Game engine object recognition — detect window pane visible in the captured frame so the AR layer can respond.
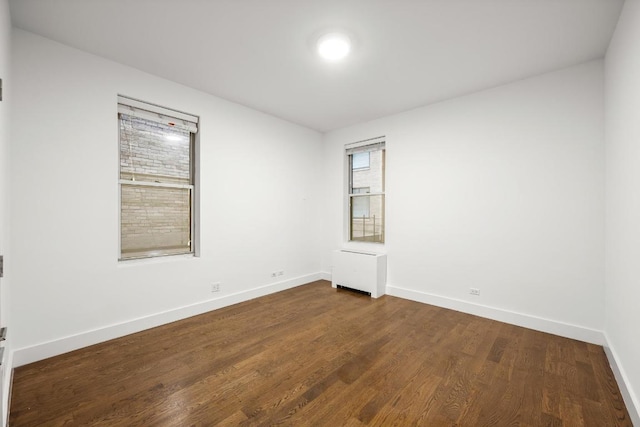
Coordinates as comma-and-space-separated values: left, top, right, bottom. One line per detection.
121, 185, 192, 259
350, 149, 383, 193
120, 114, 191, 184
352, 194, 370, 218
352, 152, 370, 169
350, 194, 384, 243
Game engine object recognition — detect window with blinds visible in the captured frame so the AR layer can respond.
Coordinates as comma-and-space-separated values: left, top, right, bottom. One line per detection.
118, 96, 198, 260
347, 138, 385, 243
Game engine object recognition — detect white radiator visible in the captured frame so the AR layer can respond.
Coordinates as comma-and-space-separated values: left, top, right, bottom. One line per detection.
331, 250, 387, 298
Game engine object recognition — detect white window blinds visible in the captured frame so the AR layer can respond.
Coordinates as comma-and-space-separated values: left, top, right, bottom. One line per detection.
345, 137, 385, 155
117, 95, 198, 133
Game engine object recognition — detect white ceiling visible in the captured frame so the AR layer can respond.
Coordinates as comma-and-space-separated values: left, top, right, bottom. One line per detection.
9, 0, 624, 132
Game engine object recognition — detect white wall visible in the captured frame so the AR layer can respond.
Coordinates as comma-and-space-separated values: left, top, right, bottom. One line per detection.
604, 0, 640, 423
322, 61, 606, 343
9, 29, 323, 364
0, 0, 11, 422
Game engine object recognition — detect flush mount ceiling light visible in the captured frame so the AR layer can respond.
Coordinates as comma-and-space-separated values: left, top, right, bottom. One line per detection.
317, 32, 351, 62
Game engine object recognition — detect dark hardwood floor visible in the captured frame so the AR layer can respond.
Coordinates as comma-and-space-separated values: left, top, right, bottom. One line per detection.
9, 280, 632, 426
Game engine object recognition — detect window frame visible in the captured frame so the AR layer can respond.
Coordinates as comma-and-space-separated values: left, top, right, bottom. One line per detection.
117, 96, 199, 261
346, 137, 386, 244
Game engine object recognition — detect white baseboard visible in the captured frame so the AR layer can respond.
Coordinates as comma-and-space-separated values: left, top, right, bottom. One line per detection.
386, 284, 605, 345
603, 336, 640, 426
12, 273, 323, 367
319, 271, 331, 281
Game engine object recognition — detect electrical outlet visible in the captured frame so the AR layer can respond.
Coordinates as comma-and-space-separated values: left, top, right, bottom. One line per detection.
211, 283, 221, 293
469, 288, 480, 296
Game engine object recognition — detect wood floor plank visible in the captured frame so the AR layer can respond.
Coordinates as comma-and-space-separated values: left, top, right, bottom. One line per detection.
543, 372, 564, 419
9, 280, 633, 426
562, 394, 587, 427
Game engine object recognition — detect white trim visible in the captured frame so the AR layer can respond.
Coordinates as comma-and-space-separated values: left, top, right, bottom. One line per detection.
192, 131, 201, 257
320, 271, 332, 281
12, 273, 324, 367
603, 335, 640, 426
117, 110, 122, 259
386, 284, 605, 344
1, 348, 13, 427
4, 368, 12, 427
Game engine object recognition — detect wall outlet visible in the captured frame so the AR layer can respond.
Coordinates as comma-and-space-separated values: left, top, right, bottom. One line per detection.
211, 282, 221, 293
469, 288, 480, 296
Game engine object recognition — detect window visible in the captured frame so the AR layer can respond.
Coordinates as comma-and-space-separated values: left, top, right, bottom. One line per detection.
347, 139, 385, 243
118, 96, 198, 260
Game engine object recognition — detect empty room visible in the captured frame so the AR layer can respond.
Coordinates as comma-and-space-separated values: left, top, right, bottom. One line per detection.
0, 0, 639, 425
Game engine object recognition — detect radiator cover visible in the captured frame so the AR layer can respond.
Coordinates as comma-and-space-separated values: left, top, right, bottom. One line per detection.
331, 250, 387, 298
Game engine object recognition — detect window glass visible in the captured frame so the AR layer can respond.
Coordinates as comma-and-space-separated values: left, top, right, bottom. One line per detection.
352, 152, 370, 169
120, 185, 192, 258
350, 195, 384, 242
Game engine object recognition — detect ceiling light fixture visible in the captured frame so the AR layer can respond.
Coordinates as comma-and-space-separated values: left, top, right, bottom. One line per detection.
317, 32, 351, 62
